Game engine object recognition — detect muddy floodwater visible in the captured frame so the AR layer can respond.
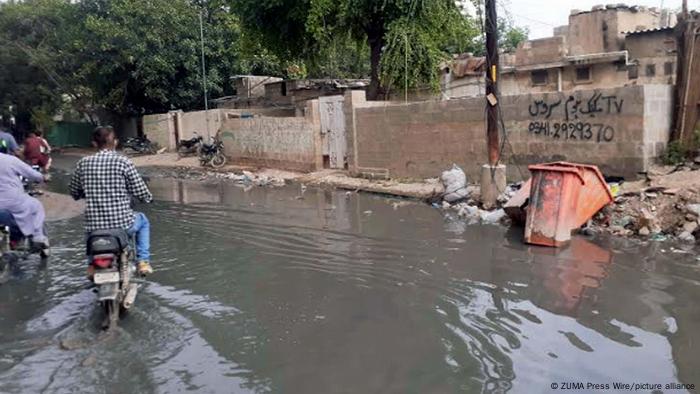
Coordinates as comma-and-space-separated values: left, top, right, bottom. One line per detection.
1, 160, 699, 393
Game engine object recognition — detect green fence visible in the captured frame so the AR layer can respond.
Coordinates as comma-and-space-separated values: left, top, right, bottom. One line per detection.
46, 122, 94, 148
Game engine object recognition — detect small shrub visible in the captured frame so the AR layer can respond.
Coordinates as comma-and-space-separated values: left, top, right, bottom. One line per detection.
662, 127, 700, 164
662, 141, 688, 165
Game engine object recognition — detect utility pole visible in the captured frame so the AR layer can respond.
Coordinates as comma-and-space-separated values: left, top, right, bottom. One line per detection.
480, 0, 506, 208
485, 0, 499, 166
199, 11, 210, 138
673, 0, 691, 142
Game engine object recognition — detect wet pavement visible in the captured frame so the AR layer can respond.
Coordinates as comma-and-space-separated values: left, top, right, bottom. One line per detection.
0, 159, 699, 393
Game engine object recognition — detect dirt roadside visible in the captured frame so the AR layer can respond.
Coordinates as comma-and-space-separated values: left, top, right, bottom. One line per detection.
86, 150, 446, 200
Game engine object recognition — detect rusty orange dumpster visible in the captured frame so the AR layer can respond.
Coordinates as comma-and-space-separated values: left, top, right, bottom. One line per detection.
506, 162, 614, 233
524, 164, 585, 247
546, 162, 614, 228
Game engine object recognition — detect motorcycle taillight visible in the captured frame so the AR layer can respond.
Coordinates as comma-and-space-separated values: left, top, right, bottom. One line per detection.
92, 254, 115, 269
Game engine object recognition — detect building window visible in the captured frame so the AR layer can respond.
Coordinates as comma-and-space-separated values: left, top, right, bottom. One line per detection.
664, 62, 674, 76
575, 67, 591, 83
531, 70, 548, 86
281, 82, 287, 97
628, 65, 639, 80
646, 64, 656, 77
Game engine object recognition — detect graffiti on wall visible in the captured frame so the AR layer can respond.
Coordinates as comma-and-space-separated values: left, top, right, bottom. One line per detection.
527, 92, 623, 142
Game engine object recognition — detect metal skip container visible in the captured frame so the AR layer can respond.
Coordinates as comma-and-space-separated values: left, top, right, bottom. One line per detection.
524, 164, 585, 247
504, 161, 614, 246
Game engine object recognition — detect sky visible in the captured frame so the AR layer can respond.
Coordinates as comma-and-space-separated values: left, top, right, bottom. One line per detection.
467, 0, 700, 39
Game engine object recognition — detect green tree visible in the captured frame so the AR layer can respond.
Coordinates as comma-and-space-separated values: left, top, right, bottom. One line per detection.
0, 0, 248, 125
74, 0, 241, 116
0, 0, 76, 130
501, 24, 529, 52
234, 0, 477, 99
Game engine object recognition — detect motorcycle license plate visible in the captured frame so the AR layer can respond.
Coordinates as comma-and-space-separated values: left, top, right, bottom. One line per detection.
94, 271, 119, 285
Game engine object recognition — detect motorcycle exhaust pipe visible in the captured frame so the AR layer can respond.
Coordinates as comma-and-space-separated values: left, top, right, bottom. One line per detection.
122, 283, 139, 310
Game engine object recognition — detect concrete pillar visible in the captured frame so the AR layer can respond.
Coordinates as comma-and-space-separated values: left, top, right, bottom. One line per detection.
557, 68, 563, 92
480, 164, 507, 209
166, 110, 183, 150
306, 99, 324, 171
344, 90, 366, 175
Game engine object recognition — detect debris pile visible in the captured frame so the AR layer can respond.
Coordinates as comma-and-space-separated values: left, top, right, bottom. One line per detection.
142, 167, 287, 188
214, 170, 286, 187
434, 162, 700, 245
436, 201, 508, 225
591, 187, 700, 243
434, 164, 515, 225
440, 164, 470, 203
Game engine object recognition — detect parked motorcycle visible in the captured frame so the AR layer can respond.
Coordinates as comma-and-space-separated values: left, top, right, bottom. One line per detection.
87, 229, 140, 330
177, 133, 203, 157
122, 136, 157, 155
199, 136, 227, 168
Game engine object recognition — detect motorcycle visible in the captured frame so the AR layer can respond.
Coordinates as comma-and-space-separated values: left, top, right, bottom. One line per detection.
177, 133, 203, 157
198, 136, 227, 168
122, 136, 157, 155
21, 165, 43, 196
87, 229, 140, 330
0, 211, 50, 283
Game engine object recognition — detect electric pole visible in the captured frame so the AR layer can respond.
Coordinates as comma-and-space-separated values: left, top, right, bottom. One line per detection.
485, 0, 499, 166
479, 0, 506, 208
199, 11, 210, 138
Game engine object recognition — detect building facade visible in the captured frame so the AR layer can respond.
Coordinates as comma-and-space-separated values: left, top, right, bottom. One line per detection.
441, 4, 678, 99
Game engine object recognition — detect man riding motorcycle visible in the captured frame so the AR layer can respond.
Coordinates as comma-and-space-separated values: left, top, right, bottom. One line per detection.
0, 153, 49, 251
23, 130, 52, 174
69, 126, 154, 276
0, 128, 19, 156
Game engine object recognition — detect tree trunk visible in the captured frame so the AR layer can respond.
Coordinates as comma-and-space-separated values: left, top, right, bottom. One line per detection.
367, 31, 384, 101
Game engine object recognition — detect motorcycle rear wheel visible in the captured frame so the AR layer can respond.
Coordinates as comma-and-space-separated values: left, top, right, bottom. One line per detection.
210, 153, 227, 168
103, 299, 119, 330
177, 147, 190, 158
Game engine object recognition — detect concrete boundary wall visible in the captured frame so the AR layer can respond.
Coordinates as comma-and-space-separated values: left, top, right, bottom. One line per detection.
143, 112, 177, 150
219, 100, 323, 172
143, 108, 295, 151
345, 85, 673, 180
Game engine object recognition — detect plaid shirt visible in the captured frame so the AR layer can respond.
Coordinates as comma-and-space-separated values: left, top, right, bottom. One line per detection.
70, 150, 152, 231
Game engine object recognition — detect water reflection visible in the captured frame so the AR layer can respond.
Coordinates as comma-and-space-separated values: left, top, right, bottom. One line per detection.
0, 172, 697, 393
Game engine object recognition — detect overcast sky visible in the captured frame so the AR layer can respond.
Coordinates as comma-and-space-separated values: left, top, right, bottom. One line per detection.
472, 0, 700, 39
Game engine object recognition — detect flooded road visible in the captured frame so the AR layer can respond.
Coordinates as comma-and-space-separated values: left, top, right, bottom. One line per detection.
1, 161, 699, 393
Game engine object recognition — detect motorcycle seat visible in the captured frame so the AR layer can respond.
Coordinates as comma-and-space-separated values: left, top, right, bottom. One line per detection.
0, 209, 23, 242
87, 229, 130, 255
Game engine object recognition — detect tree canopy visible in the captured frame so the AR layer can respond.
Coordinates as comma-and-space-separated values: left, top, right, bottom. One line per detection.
0, 0, 528, 131
235, 0, 479, 99
0, 0, 245, 129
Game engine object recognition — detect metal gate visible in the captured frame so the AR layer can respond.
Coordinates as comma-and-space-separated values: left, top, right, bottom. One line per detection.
319, 95, 347, 169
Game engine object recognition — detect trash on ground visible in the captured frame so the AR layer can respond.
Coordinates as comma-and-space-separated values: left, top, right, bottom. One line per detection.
504, 180, 531, 225
480, 209, 506, 224
440, 164, 470, 203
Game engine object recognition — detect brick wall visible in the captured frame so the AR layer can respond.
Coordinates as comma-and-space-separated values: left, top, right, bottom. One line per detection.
143, 112, 177, 150
219, 100, 323, 172
347, 85, 673, 180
